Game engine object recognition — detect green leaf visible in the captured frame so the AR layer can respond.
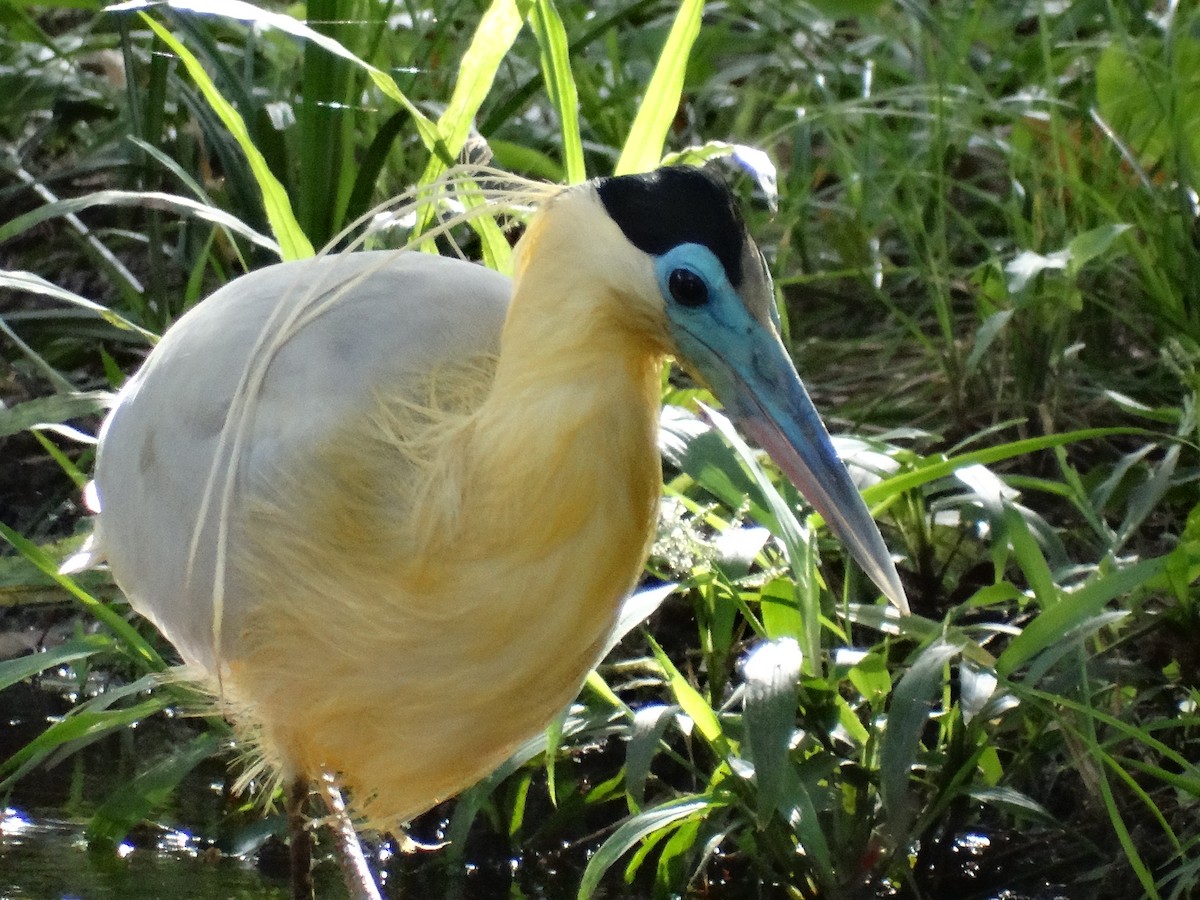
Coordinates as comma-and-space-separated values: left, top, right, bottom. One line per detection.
615, 0, 703, 174
0, 392, 109, 439
0, 271, 157, 342
660, 408, 767, 520
1, 694, 169, 789
784, 764, 836, 884
625, 704, 676, 807
114, 0, 446, 154
741, 638, 802, 828
433, 0, 524, 165
604, 582, 677, 658
807, 0, 887, 15
577, 795, 717, 900
0, 524, 164, 672
529, 0, 585, 184
1115, 443, 1179, 549
879, 639, 959, 842
964, 309, 1013, 376
0, 190, 280, 257
137, 14, 313, 259
647, 634, 726, 751
1002, 505, 1058, 609
996, 555, 1165, 678
0, 636, 112, 693
959, 660, 998, 727
860, 428, 1144, 510
87, 732, 221, 849
1096, 35, 1200, 177
704, 407, 820, 671
759, 576, 803, 642
968, 786, 1057, 825
847, 650, 891, 706
1066, 223, 1132, 276
408, 0, 523, 270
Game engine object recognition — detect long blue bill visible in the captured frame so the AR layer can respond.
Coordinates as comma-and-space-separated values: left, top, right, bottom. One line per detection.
670, 294, 909, 614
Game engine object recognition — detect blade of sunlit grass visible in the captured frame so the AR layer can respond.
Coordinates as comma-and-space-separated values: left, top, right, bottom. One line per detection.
705, 405, 822, 672
528, 0, 585, 184
858, 427, 1148, 514
646, 634, 727, 752
0, 635, 112, 693
0, 695, 168, 790
414, 0, 523, 270
741, 638, 802, 828
1002, 504, 1058, 609
139, 15, 312, 259
577, 795, 717, 900
615, 0, 703, 175
113, 0, 448, 157
0, 191, 279, 261
1, 271, 157, 342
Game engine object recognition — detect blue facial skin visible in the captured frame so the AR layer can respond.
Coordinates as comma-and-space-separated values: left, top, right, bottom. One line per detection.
654, 243, 908, 612
653, 242, 825, 441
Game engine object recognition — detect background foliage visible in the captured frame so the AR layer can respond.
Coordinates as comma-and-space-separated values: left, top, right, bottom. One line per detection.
4, 1, 1200, 898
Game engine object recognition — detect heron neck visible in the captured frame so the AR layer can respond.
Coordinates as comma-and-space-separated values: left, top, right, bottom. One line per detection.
469, 265, 664, 539
401, 242, 660, 587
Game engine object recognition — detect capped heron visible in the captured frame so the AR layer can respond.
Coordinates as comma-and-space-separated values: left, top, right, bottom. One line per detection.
81, 166, 907, 892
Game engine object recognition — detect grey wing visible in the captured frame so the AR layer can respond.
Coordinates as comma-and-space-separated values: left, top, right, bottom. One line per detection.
91, 250, 511, 670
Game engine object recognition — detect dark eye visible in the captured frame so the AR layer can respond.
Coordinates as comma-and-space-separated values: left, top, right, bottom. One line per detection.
668, 268, 708, 307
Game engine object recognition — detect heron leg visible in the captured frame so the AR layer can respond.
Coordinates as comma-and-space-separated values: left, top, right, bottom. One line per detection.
287, 777, 314, 900
318, 772, 384, 900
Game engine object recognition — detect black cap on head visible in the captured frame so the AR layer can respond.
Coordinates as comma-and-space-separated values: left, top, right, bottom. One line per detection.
595, 167, 748, 288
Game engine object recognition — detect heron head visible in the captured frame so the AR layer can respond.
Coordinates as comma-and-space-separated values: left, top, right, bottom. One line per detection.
593, 166, 908, 613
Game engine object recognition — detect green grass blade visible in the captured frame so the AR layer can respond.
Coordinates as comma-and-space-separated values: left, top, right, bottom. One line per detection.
86, 731, 222, 849
647, 634, 726, 752
295, 0, 358, 246
1002, 504, 1058, 609
879, 638, 959, 843
0, 696, 168, 789
115, 0, 447, 156
0, 635, 111, 693
31, 430, 88, 490
577, 794, 716, 900
660, 408, 772, 525
741, 638, 802, 828
614, 0, 703, 175
784, 765, 836, 886
528, 0, 585, 184
704, 406, 821, 671
1094, 761, 1164, 898
860, 428, 1147, 508
429, 0, 524, 158
996, 555, 1166, 678
1021, 685, 1200, 778
344, 111, 411, 228
138, 14, 312, 259
0, 190, 280, 259
0, 271, 157, 342
0, 313, 75, 394
625, 704, 676, 808
414, 0, 524, 269
0, 524, 165, 672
